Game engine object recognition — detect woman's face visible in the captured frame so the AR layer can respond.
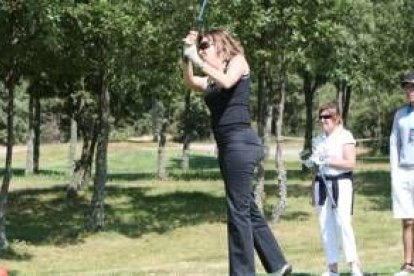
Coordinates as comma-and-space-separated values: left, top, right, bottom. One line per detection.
319, 108, 339, 135
198, 36, 223, 70
403, 83, 414, 105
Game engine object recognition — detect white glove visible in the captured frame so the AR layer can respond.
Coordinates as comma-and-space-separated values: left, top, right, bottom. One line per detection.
302, 158, 315, 169
183, 44, 204, 69
310, 153, 326, 167
302, 153, 326, 169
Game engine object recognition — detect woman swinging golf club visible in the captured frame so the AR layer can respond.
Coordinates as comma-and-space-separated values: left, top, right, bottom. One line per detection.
181, 29, 291, 276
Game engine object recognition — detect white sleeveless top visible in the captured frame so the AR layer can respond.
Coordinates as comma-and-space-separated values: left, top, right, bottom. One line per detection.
312, 125, 356, 176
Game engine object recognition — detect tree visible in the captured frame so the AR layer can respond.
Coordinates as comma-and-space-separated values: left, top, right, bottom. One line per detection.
0, 0, 49, 248
74, 1, 136, 230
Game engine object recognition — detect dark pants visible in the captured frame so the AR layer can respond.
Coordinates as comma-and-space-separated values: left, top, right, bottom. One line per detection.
216, 128, 288, 276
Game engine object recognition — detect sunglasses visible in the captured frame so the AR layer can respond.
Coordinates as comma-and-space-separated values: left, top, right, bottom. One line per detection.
402, 83, 414, 91
319, 114, 333, 120
199, 41, 214, 50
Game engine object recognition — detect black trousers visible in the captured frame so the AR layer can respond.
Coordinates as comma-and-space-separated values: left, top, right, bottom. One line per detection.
216, 127, 288, 276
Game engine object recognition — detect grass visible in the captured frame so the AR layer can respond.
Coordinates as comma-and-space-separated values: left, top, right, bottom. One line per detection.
0, 141, 401, 275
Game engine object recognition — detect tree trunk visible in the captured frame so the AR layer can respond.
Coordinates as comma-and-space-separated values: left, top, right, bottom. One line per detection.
68, 117, 77, 178
257, 67, 266, 139
271, 72, 287, 222
0, 68, 17, 249
88, 70, 109, 231
151, 97, 160, 142
69, 124, 98, 198
302, 72, 325, 172
255, 66, 269, 212
181, 91, 191, 171
335, 79, 352, 127
157, 119, 168, 180
343, 85, 351, 126
181, 137, 190, 171
25, 93, 34, 175
66, 76, 95, 198
373, 91, 384, 153
336, 82, 342, 114
84, 125, 98, 187
303, 73, 315, 172
33, 92, 41, 173
66, 116, 82, 200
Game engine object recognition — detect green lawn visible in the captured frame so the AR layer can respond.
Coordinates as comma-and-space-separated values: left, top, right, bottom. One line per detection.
0, 142, 401, 275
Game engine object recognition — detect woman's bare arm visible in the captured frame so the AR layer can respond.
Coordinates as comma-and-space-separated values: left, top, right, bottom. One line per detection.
182, 61, 208, 93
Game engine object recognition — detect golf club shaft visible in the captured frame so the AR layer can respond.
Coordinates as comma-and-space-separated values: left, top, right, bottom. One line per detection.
196, 0, 209, 31
318, 165, 337, 209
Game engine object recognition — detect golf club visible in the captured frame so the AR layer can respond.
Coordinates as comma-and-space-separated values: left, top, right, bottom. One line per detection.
196, 0, 209, 32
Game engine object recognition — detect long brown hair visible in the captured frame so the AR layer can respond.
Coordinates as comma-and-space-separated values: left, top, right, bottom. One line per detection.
200, 29, 244, 61
318, 102, 343, 125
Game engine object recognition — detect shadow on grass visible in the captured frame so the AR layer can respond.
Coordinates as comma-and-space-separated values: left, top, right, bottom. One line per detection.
0, 168, 25, 177
107, 170, 223, 182
261, 169, 391, 217
103, 185, 227, 238
279, 211, 311, 221
107, 172, 155, 181
167, 170, 223, 181
7, 185, 90, 246
0, 246, 31, 261
3, 184, 227, 258
105, 155, 221, 182
169, 154, 219, 171
356, 154, 389, 164
0, 162, 392, 261
354, 170, 391, 211
265, 169, 311, 183
0, 169, 66, 177
167, 154, 223, 181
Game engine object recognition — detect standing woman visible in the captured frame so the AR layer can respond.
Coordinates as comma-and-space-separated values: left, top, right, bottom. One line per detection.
310, 102, 363, 276
182, 29, 291, 276
390, 71, 414, 276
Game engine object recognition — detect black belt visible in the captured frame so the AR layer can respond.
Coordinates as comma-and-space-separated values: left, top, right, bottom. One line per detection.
315, 171, 353, 209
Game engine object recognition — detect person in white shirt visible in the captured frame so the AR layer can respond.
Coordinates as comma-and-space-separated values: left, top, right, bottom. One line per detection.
306, 102, 363, 276
390, 71, 414, 276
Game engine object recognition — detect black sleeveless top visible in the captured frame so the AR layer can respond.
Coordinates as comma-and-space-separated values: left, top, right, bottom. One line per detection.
204, 75, 251, 139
